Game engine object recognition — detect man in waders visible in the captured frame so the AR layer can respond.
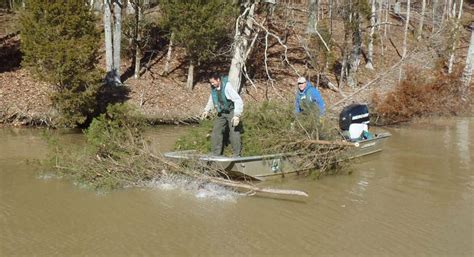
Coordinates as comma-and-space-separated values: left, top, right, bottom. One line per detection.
295, 76, 325, 118
201, 74, 244, 157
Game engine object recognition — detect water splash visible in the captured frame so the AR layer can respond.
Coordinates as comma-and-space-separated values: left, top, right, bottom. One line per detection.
146, 175, 238, 202
36, 172, 62, 180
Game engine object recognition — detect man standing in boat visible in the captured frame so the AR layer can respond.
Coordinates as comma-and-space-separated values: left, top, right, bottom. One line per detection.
295, 76, 325, 119
201, 73, 244, 157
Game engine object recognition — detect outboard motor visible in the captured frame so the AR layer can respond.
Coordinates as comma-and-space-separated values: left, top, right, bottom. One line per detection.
339, 103, 370, 131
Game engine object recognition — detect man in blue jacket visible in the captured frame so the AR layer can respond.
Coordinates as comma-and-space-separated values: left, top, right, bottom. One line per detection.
295, 76, 325, 118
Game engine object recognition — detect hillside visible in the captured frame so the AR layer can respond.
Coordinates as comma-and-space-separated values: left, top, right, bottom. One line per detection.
0, 2, 473, 127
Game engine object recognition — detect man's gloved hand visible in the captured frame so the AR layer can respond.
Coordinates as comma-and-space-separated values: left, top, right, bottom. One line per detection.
200, 111, 209, 120
231, 116, 240, 127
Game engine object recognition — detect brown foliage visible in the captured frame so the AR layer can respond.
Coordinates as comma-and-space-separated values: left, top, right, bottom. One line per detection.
372, 66, 467, 125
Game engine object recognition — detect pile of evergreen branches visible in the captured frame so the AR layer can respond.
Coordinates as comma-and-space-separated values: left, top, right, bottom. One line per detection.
46, 103, 310, 197
46, 101, 348, 192
175, 100, 348, 176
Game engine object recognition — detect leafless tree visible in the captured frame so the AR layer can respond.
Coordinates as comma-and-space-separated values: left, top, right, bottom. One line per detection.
163, 32, 174, 75
347, 1, 363, 88
417, 0, 426, 39
307, 0, 319, 34
399, 0, 410, 82
366, 0, 376, 70
447, 0, 463, 74
461, 24, 474, 103
228, 0, 257, 91
128, 0, 144, 79
104, 0, 123, 85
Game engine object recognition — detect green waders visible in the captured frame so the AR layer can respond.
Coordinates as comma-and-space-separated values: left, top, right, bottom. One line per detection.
211, 110, 242, 156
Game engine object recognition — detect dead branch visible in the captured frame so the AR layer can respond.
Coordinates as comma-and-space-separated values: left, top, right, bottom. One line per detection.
242, 18, 264, 91
250, 17, 299, 75
329, 58, 404, 109
314, 30, 330, 52
204, 176, 309, 197
389, 37, 402, 58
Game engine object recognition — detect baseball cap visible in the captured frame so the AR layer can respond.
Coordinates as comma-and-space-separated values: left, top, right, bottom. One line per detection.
297, 77, 306, 84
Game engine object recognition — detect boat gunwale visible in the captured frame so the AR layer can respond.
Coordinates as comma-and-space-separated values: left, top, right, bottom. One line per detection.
164, 132, 392, 163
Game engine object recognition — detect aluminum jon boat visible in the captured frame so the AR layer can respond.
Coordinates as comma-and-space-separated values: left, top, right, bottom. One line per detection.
164, 132, 391, 181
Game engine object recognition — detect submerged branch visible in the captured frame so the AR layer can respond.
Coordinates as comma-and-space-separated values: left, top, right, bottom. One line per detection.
203, 176, 309, 197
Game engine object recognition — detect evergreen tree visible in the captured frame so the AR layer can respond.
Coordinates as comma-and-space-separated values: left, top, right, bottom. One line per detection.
160, 0, 236, 89
20, 0, 101, 127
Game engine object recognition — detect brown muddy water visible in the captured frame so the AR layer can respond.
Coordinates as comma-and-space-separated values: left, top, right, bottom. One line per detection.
0, 118, 473, 257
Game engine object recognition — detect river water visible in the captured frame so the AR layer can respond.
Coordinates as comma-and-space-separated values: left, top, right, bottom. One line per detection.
0, 118, 473, 257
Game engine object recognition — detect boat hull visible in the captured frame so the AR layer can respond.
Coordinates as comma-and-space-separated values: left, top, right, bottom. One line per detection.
164, 132, 391, 180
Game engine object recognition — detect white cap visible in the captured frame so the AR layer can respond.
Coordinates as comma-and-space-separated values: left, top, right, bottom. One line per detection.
297, 77, 306, 84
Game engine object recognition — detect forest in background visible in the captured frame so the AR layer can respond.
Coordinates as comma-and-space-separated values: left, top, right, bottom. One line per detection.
0, 0, 473, 128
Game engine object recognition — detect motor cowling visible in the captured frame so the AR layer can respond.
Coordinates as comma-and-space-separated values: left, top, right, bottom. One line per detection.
339, 104, 370, 131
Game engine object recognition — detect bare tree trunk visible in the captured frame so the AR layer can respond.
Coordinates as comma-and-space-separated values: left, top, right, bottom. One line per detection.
447, 0, 462, 73
377, 0, 383, 31
447, 0, 463, 74
446, 0, 452, 18
319, 0, 323, 21
461, 25, 474, 103
228, 1, 256, 92
432, 0, 438, 33
104, 0, 114, 82
348, 12, 362, 88
133, 3, 142, 79
384, 0, 389, 38
339, 52, 348, 88
451, 1, 456, 18
307, 0, 319, 34
380, 0, 387, 57
441, 0, 448, 25
366, 0, 376, 69
112, 0, 122, 84
104, 0, 123, 85
186, 60, 194, 90
394, 0, 400, 14
329, 0, 333, 35
339, 21, 349, 88
417, 0, 426, 39
126, 0, 134, 14
380, 26, 385, 58
339, 0, 352, 88
163, 32, 174, 75
399, 0, 410, 82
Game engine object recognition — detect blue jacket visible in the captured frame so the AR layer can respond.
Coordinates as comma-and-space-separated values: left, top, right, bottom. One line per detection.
295, 81, 325, 116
